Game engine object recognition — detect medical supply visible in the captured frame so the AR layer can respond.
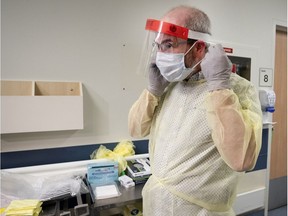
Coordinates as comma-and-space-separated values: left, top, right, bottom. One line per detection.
1, 171, 89, 203
147, 63, 170, 96
87, 162, 118, 185
129, 66, 262, 214
259, 89, 276, 124
201, 44, 231, 91
126, 158, 151, 184
40, 175, 89, 200
137, 18, 210, 77
259, 89, 276, 113
156, 41, 202, 82
126, 158, 151, 178
90, 140, 135, 174
113, 140, 135, 156
118, 175, 135, 189
91, 182, 121, 200
5, 199, 42, 216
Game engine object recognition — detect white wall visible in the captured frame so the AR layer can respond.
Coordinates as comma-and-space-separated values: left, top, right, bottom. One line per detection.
1, 0, 287, 152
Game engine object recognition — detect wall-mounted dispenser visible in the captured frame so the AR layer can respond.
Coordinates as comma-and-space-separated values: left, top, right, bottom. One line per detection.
259, 89, 276, 123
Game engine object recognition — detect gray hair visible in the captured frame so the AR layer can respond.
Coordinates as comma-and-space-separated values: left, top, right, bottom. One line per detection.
165, 5, 211, 35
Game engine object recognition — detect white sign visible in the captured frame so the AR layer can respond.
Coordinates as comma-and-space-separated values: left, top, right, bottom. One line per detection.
259, 68, 273, 87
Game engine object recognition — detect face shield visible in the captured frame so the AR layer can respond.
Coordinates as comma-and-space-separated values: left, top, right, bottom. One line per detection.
137, 19, 210, 76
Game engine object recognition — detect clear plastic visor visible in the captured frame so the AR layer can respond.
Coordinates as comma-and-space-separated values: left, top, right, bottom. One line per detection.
137, 19, 190, 76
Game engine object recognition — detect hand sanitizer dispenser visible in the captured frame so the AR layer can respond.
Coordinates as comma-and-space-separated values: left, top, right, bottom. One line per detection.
259, 89, 276, 123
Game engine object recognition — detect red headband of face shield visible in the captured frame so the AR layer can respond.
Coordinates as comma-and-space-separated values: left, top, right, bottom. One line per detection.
136, 19, 210, 76
145, 19, 189, 40
145, 19, 210, 41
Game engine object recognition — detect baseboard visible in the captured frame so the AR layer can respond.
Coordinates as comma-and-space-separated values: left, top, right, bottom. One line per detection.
233, 187, 265, 215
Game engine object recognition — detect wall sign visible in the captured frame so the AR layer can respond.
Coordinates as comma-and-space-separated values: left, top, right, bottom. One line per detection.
259, 68, 273, 87
223, 47, 233, 54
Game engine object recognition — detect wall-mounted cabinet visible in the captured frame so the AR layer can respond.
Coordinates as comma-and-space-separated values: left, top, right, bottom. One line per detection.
1, 80, 83, 134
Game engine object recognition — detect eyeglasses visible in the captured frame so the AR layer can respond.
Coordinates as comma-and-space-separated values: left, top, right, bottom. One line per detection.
152, 39, 187, 52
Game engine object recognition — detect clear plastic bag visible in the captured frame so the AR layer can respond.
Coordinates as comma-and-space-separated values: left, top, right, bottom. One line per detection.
39, 174, 89, 200
1, 172, 43, 202
1, 171, 89, 206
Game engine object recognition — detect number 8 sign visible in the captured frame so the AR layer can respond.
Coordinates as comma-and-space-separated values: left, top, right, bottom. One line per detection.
259, 68, 273, 87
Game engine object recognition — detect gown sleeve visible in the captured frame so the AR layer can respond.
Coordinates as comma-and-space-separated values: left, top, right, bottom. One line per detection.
205, 83, 263, 172
128, 89, 160, 138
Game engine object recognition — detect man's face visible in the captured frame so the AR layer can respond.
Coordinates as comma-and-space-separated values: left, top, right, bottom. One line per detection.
154, 32, 200, 70
154, 33, 188, 54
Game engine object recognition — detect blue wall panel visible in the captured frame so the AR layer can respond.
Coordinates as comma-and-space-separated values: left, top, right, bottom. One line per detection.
1, 129, 268, 170
1, 140, 149, 169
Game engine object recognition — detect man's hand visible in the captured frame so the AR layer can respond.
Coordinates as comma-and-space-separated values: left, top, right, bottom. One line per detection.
201, 44, 232, 91
147, 63, 170, 96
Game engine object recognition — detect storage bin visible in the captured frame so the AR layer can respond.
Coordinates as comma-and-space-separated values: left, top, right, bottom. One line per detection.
1, 80, 83, 134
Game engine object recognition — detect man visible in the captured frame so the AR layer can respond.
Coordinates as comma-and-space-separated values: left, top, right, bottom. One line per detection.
128, 5, 262, 216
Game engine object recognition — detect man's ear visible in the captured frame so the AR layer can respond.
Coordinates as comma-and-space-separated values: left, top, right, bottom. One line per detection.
193, 41, 206, 59
196, 41, 206, 51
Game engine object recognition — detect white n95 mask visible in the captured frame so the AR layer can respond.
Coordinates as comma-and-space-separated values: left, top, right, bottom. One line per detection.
156, 42, 201, 82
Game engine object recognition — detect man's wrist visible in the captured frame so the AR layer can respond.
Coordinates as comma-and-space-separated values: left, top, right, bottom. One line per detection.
207, 79, 230, 91
147, 86, 163, 97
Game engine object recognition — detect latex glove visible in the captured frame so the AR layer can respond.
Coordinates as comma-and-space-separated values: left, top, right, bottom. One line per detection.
200, 44, 232, 91
147, 63, 169, 96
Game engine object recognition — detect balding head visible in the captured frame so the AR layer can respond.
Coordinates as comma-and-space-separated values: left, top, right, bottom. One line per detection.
162, 5, 211, 35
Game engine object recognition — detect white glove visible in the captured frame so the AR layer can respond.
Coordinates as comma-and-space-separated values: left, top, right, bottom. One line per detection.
200, 44, 232, 91
147, 63, 169, 96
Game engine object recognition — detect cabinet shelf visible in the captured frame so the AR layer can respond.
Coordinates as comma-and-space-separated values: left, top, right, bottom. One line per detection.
1, 80, 83, 134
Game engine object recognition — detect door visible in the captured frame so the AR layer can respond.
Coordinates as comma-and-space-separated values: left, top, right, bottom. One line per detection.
269, 27, 287, 210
